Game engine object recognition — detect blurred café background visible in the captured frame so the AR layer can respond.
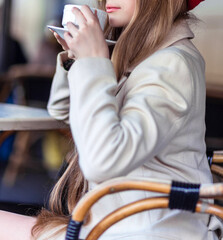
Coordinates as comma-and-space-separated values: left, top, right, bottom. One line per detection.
0, 0, 223, 215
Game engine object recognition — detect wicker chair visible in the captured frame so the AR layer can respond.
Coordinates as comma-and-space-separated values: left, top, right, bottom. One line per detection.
65, 177, 223, 240
209, 151, 223, 178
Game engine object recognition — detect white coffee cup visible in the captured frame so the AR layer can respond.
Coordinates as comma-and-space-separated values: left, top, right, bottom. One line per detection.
62, 4, 107, 30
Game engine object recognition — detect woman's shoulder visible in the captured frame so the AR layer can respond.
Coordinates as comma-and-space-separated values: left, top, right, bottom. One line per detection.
124, 39, 205, 107
139, 41, 203, 70
130, 39, 205, 84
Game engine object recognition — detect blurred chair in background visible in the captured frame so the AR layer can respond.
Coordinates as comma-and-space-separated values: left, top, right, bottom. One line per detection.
0, 0, 68, 215
0, 1, 28, 164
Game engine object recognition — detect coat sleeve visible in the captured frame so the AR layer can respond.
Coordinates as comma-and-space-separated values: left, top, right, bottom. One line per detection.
47, 52, 71, 124
68, 49, 194, 183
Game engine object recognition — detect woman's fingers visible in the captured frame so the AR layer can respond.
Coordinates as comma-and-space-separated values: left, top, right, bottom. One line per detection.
72, 6, 99, 29
72, 7, 87, 29
53, 32, 75, 59
53, 32, 69, 50
80, 5, 98, 23
64, 23, 79, 44
66, 22, 79, 36
68, 50, 75, 59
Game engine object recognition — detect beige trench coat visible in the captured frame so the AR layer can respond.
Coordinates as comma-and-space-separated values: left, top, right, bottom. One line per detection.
41, 20, 223, 240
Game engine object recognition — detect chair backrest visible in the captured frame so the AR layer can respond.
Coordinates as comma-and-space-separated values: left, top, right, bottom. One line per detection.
65, 177, 223, 240
208, 150, 223, 178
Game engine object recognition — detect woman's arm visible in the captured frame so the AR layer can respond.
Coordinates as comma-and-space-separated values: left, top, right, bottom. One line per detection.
0, 210, 36, 240
49, 5, 108, 125
47, 51, 72, 124
67, 49, 196, 183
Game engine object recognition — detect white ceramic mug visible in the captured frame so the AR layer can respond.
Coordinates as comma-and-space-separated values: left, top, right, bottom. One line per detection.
62, 4, 107, 30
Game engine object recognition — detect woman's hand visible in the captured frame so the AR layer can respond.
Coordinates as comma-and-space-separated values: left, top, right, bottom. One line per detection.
53, 32, 75, 59
64, 6, 109, 60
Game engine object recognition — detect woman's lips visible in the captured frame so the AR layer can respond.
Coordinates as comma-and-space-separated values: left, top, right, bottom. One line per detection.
106, 6, 120, 13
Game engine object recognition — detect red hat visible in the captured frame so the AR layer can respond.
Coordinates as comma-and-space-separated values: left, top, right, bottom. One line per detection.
188, 0, 205, 10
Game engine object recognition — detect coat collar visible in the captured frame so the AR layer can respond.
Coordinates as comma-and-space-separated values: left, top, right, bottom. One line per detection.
158, 20, 194, 50
116, 20, 195, 92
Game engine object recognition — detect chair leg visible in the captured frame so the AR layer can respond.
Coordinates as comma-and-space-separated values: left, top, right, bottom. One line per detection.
2, 131, 30, 186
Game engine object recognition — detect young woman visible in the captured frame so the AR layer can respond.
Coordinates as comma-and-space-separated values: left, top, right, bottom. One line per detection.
0, 0, 222, 239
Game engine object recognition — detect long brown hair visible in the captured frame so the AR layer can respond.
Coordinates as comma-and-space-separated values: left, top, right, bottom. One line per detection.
32, 145, 88, 238
32, 0, 189, 238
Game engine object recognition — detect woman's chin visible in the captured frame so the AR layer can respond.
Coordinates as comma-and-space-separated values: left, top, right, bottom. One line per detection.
108, 19, 125, 28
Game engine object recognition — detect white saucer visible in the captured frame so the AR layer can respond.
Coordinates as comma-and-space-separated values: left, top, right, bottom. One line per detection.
47, 25, 116, 46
